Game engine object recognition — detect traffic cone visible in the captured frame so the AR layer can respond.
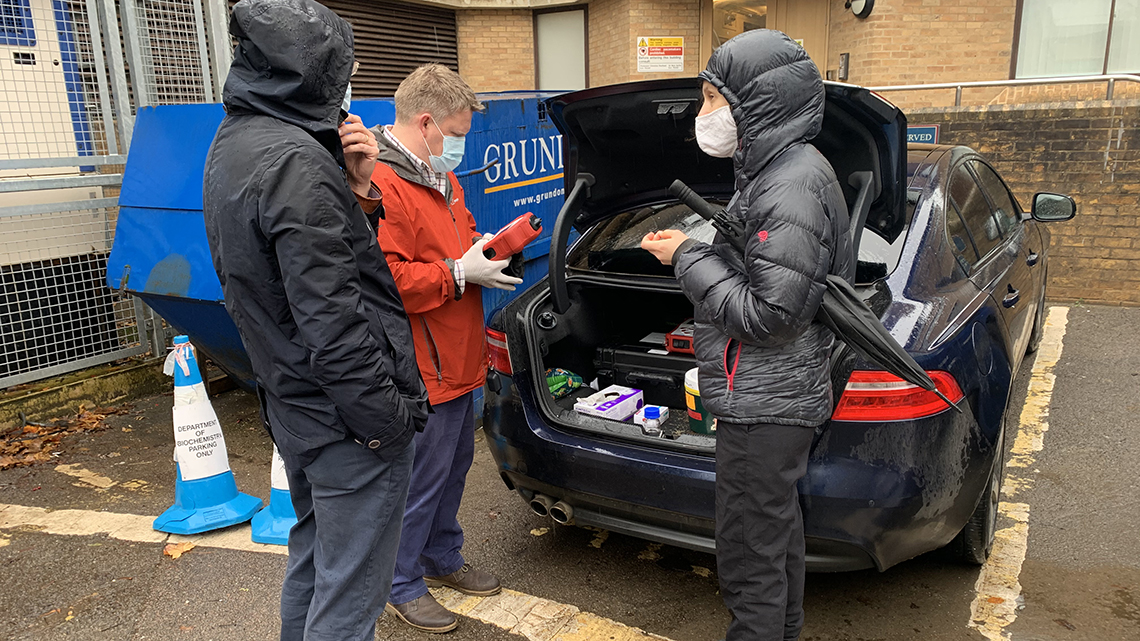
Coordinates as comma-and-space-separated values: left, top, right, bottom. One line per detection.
250, 445, 297, 545
153, 336, 262, 535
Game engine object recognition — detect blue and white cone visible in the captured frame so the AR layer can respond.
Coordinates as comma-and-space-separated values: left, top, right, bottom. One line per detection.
153, 336, 262, 535
250, 445, 297, 545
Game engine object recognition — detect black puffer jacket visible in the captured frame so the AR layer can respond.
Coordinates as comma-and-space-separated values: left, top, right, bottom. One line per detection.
673, 30, 853, 427
203, 0, 429, 462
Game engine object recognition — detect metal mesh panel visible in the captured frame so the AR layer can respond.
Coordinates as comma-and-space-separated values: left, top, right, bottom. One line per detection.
125, 0, 211, 105
0, 0, 115, 162
0, 202, 144, 384
0, 0, 153, 389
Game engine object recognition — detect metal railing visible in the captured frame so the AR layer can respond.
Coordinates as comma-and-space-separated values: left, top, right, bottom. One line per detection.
867, 74, 1140, 107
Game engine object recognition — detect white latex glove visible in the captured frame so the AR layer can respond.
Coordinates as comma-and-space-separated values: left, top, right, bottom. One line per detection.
461, 238, 525, 291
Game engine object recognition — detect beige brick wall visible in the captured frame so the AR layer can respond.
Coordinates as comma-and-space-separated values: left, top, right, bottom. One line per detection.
588, 0, 629, 87
626, 0, 702, 81
456, 9, 536, 92
827, 0, 1017, 109
589, 0, 700, 86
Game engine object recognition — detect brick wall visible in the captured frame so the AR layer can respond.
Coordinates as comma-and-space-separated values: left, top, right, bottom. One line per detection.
456, 9, 535, 92
827, 0, 1017, 110
626, 0, 702, 81
588, 0, 629, 87
909, 102, 1140, 306
588, 0, 700, 85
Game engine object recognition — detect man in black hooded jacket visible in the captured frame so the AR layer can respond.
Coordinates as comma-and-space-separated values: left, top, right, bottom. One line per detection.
202, 1, 430, 639
643, 30, 852, 641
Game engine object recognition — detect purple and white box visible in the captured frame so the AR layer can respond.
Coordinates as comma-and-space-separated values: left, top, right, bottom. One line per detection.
574, 385, 645, 421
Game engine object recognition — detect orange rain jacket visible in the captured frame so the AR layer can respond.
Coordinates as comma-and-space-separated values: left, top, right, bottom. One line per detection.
369, 128, 487, 405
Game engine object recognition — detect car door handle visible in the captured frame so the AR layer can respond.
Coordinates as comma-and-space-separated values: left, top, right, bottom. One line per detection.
1026, 251, 1039, 267
1003, 286, 1020, 308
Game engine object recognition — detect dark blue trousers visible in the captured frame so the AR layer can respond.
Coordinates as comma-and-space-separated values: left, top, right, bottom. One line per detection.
389, 392, 476, 605
279, 437, 414, 641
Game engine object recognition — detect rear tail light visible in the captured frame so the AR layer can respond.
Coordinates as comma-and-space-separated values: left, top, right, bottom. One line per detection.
832, 370, 964, 422
486, 328, 512, 375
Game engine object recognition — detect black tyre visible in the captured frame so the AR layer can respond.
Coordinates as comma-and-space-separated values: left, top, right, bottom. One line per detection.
1026, 274, 1047, 354
949, 428, 1004, 565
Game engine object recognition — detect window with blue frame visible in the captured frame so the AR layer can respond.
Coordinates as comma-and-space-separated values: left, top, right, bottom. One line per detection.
1, 0, 36, 47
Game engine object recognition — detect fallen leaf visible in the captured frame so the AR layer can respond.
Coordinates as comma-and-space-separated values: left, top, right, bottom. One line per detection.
121, 427, 133, 433
589, 529, 609, 549
530, 527, 549, 537
638, 542, 663, 561
179, 625, 193, 632
164, 542, 196, 559
1054, 619, 1077, 631
691, 565, 713, 578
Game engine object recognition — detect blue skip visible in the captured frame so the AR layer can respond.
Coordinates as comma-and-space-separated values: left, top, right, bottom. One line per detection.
153, 336, 262, 535
250, 446, 297, 545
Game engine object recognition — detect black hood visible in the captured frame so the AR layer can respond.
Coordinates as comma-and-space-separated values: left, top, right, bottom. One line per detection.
699, 29, 825, 184
223, 0, 353, 162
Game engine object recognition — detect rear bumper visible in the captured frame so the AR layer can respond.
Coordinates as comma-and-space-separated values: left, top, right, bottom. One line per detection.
485, 372, 996, 572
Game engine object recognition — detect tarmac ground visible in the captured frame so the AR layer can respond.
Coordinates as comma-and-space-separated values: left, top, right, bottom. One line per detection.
1, 304, 1137, 641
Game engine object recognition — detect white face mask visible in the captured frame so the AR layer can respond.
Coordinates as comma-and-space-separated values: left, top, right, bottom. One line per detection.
694, 105, 738, 158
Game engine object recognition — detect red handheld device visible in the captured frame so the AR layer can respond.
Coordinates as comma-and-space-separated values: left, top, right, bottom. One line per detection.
483, 213, 543, 260
666, 320, 696, 355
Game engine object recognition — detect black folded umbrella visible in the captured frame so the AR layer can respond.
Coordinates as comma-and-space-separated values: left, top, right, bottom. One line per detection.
817, 275, 960, 411
667, 180, 959, 413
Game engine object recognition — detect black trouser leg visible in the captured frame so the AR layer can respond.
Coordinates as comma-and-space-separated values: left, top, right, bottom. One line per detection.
715, 421, 815, 641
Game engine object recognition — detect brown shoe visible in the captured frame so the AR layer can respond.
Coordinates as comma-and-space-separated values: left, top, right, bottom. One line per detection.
385, 593, 458, 633
424, 563, 502, 596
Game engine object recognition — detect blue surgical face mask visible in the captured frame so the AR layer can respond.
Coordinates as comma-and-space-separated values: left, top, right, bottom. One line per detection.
423, 117, 465, 174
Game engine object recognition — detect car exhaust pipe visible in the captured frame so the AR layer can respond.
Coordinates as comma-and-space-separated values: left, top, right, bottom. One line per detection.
549, 501, 574, 525
530, 494, 555, 517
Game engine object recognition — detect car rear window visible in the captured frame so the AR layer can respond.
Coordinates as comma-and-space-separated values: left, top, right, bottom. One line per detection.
569, 199, 914, 284
569, 203, 719, 277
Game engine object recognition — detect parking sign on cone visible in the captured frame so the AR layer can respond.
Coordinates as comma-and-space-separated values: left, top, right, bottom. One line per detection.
153, 336, 262, 535
250, 445, 297, 545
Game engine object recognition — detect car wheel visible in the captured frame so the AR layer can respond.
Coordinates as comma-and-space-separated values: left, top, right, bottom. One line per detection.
950, 427, 1004, 565
1026, 273, 1047, 354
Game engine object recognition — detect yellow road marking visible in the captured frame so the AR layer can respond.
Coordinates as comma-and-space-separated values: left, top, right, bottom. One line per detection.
968, 306, 1069, 640
0, 503, 672, 640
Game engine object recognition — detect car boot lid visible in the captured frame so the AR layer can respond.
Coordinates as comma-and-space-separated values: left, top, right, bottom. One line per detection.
544, 78, 907, 240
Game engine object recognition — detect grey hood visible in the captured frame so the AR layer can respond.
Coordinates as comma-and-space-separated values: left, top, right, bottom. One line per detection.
699, 29, 825, 185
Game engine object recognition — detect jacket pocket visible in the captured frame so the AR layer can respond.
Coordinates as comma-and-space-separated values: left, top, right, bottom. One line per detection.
420, 318, 444, 382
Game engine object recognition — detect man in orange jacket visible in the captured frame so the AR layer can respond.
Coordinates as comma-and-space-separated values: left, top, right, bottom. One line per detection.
370, 64, 522, 634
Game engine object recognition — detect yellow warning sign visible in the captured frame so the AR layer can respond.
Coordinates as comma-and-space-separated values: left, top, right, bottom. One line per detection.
637, 36, 684, 73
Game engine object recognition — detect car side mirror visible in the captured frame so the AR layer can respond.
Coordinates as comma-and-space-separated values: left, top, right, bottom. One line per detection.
1031, 193, 1076, 222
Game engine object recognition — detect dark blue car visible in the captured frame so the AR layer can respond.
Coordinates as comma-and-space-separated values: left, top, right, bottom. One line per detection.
481, 79, 1075, 572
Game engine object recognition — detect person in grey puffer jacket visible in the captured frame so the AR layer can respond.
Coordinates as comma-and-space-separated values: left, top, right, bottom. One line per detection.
642, 30, 852, 641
